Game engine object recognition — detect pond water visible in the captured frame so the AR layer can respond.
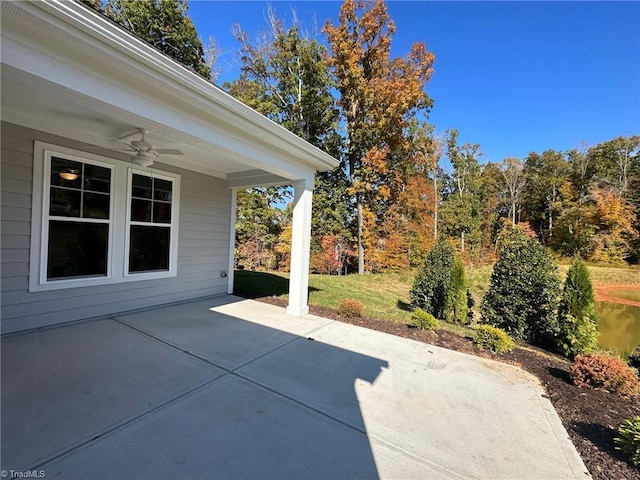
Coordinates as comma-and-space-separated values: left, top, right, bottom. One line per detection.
596, 301, 640, 356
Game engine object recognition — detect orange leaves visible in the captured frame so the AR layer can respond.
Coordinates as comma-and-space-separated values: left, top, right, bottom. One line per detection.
324, 0, 436, 272
310, 234, 354, 275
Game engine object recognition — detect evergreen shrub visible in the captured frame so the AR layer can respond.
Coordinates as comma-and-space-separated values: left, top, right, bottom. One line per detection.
480, 226, 561, 349
615, 416, 640, 466
411, 308, 439, 330
570, 353, 640, 397
474, 325, 515, 353
337, 298, 364, 318
450, 258, 468, 323
410, 240, 468, 322
556, 259, 599, 358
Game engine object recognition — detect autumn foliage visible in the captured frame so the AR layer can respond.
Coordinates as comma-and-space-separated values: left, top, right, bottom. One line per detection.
570, 353, 640, 397
221, 2, 639, 272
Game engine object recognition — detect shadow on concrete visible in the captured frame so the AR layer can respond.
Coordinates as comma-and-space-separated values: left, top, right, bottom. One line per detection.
1, 296, 387, 479
233, 269, 320, 298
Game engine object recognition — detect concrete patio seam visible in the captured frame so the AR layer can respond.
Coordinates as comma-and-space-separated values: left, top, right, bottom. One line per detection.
111, 316, 371, 438
227, 320, 333, 373
114, 312, 332, 375
115, 314, 372, 438
231, 361, 369, 436
368, 433, 482, 480
31, 374, 227, 472
112, 315, 238, 372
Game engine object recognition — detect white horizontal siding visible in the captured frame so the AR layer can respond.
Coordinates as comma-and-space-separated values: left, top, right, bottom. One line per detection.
1, 122, 232, 334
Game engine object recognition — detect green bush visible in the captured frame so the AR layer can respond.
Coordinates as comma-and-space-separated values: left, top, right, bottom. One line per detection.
570, 353, 640, 397
411, 308, 439, 330
410, 240, 467, 322
449, 258, 468, 323
480, 226, 561, 349
474, 325, 515, 353
556, 259, 599, 358
615, 416, 640, 466
337, 298, 364, 318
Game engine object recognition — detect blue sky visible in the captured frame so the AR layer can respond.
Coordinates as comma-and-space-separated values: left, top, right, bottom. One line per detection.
189, 1, 639, 163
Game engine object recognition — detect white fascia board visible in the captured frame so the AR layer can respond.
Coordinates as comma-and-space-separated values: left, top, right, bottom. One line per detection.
2, 1, 339, 176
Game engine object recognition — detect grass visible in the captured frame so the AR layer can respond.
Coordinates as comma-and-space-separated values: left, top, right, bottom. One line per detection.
235, 263, 640, 328
562, 264, 640, 286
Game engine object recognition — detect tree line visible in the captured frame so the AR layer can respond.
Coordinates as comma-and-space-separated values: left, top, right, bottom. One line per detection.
84, 0, 640, 270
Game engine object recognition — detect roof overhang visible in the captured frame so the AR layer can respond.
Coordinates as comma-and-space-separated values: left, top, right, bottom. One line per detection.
0, 0, 339, 185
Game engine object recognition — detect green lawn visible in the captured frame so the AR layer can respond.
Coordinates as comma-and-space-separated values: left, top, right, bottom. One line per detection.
234, 264, 640, 325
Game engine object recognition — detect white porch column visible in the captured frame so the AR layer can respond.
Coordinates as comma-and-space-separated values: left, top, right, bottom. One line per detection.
287, 177, 314, 316
227, 187, 237, 294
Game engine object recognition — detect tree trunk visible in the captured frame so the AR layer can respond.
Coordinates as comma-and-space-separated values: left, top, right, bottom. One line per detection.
433, 174, 438, 239
357, 200, 365, 274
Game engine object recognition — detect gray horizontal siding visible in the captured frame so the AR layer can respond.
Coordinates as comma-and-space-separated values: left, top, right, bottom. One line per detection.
1, 122, 232, 334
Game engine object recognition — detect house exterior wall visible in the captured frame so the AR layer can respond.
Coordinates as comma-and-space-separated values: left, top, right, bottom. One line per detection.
1, 122, 231, 334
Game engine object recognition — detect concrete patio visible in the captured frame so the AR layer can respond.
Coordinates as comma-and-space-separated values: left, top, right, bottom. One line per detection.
1, 296, 589, 479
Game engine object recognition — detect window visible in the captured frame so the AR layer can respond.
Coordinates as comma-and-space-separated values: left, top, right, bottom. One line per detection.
46, 157, 113, 280
126, 172, 176, 274
30, 142, 180, 292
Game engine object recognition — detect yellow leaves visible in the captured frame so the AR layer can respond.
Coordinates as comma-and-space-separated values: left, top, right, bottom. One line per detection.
590, 187, 636, 234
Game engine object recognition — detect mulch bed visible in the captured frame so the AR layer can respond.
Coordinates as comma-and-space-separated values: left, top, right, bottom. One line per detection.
249, 294, 640, 480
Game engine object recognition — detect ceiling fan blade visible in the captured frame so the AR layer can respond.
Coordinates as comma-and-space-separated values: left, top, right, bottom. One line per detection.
155, 149, 183, 155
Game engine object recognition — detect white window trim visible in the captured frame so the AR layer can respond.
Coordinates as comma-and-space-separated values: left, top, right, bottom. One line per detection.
29, 141, 180, 292
124, 168, 180, 280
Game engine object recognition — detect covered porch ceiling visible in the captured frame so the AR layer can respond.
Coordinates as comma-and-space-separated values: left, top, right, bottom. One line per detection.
0, 0, 338, 187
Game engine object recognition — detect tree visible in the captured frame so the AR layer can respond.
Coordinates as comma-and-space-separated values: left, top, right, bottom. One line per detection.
556, 258, 599, 358
477, 161, 505, 260
522, 150, 571, 242
310, 234, 354, 275
567, 142, 593, 204
587, 187, 638, 263
500, 157, 525, 226
225, 7, 350, 271
590, 136, 640, 199
104, 0, 210, 79
235, 189, 286, 271
225, 7, 339, 149
439, 129, 483, 256
481, 225, 561, 349
324, 0, 435, 273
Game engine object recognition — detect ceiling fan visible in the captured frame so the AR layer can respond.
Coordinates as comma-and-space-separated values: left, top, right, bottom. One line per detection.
119, 128, 183, 167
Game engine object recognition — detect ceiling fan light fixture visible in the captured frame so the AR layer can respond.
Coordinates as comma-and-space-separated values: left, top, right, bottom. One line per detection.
59, 171, 78, 181
132, 151, 154, 167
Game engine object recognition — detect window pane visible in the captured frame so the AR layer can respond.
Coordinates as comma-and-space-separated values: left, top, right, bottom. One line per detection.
83, 192, 110, 219
47, 221, 108, 279
154, 178, 172, 202
50, 157, 82, 189
153, 202, 172, 223
50, 187, 81, 217
129, 226, 170, 273
132, 174, 152, 199
84, 164, 111, 193
131, 199, 152, 222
